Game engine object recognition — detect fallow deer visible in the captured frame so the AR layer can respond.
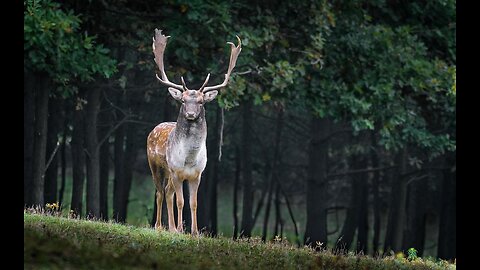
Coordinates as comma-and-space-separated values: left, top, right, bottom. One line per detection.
147, 29, 241, 235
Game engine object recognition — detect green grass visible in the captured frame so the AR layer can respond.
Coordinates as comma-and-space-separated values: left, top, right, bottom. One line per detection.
52, 171, 440, 257
24, 212, 455, 270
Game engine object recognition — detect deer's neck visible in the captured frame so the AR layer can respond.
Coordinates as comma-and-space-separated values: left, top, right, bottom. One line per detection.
172, 105, 207, 147
167, 106, 207, 169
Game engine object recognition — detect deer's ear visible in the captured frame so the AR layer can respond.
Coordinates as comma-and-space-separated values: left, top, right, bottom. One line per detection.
168, 87, 183, 101
203, 90, 218, 103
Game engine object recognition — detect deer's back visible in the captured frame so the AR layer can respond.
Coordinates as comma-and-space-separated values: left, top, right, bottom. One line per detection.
147, 122, 177, 170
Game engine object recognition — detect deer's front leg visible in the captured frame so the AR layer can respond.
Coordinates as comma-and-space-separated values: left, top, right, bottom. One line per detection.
188, 176, 201, 235
171, 173, 185, 233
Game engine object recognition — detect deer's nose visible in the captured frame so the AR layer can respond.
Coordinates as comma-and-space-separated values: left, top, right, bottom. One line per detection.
185, 112, 196, 119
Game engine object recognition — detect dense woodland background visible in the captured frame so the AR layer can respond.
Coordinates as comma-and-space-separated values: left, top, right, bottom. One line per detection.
24, 0, 456, 261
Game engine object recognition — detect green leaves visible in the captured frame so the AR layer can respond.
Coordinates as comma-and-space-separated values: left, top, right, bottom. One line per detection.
24, 0, 117, 91
407, 248, 419, 261
264, 61, 296, 92
302, 16, 456, 157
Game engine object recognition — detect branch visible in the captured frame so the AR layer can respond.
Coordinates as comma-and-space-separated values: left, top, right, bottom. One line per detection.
406, 174, 430, 185
218, 107, 224, 162
273, 174, 301, 247
43, 140, 61, 176
102, 90, 129, 117
125, 119, 158, 126
327, 165, 398, 179
97, 115, 130, 149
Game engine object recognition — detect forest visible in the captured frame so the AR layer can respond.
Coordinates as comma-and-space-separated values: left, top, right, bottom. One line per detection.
24, 0, 456, 261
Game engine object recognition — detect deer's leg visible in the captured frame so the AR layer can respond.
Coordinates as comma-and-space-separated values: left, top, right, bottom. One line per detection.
171, 173, 185, 233
150, 164, 164, 231
188, 176, 201, 235
155, 190, 164, 230
165, 177, 176, 232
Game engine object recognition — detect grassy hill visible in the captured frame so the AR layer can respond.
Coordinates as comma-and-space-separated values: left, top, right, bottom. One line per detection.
24, 212, 455, 270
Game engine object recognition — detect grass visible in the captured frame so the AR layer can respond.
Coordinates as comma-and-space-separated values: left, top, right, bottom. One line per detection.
24, 211, 455, 270
52, 170, 441, 258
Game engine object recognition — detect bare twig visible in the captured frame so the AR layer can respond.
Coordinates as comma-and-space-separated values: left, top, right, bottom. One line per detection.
102, 90, 129, 117
97, 115, 130, 149
406, 174, 430, 185
43, 140, 61, 176
274, 174, 301, 247
327, 165, 398, 179
218, 107, 224, 162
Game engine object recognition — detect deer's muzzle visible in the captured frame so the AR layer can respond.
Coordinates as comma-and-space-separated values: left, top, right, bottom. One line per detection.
185, 112, 197, 120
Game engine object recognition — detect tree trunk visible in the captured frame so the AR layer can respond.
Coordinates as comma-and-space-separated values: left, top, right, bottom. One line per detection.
334, 139, 369, 254
272, 109, 284, 240
336, 166, 359, 252
437, 154, 456, 260
276, 176, 301, 246
304, 116, 330, 250
116, 122, 139, 223
205, 104, 222, 235
384, 148, 408, 253
356, 161, 369, 254
24, 72, 36, 207
113, 124, 126, 222
261, 177, 274, 242
403, 172, 428, 256
240, 99, 254, 237
99, 141, 110, 220
58, 105, 69, 207
233, 146, 241, 239
71, 92, 86, 216
31, 75, 51, 207
212, 106, 224, 235
99, 100, 111, 220
85, 87, 102, 218
113, 91, 126, 222
197, 155, 210, 231
44, 97, 62, 204
273, 183, 283, 239
371, 133, 381, 256
251, 173, 269, 228
261, 108, 284, 242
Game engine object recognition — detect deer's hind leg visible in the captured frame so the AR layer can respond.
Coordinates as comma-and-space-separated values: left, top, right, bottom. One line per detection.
165, 175, 177, 232
150, 164, 166, 231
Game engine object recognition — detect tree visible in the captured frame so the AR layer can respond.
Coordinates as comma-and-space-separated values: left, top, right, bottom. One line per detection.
24, 0, 116, 210
304, 116, 330, 249
84, 86, 102, 218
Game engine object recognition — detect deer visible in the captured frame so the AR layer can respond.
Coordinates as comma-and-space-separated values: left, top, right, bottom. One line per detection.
147, 29, 241, 235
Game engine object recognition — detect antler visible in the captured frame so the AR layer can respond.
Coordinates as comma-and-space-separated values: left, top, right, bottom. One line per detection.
198, 73, 210, 92
201, 35, 242, 93
152, 29, 185, 91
